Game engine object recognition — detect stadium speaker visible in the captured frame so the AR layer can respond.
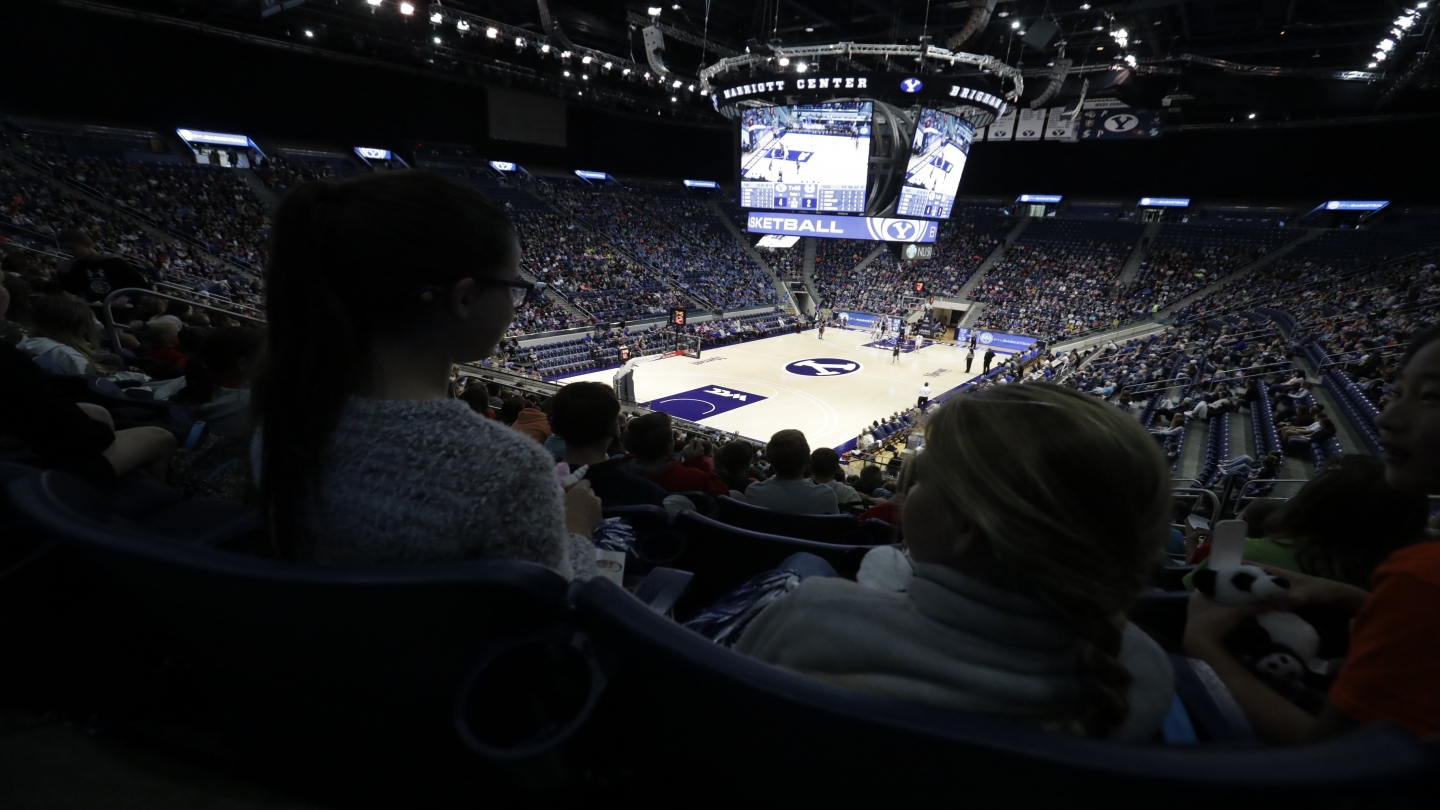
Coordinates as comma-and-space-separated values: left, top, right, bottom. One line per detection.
1021, 19, 1060, 50
642, 26, 671, 78
945, 0, 997, 50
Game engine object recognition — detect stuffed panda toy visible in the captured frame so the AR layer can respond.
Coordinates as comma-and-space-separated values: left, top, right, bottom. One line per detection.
1191, 565, 1328, 678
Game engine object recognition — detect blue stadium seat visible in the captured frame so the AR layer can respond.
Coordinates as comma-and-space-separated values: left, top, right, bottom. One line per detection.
713, 495, 891, 546
651, 511, 879, 621
5, 470, 579, 803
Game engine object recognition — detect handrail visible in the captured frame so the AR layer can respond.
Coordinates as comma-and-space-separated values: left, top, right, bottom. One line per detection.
1120, 360, 1296, 398
98, 286, 265, 355
153, 279, 265, 317
1172, 486, 1220, 524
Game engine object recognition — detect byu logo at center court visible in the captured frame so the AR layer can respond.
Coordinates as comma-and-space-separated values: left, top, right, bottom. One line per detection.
900, 77, 923, 93
786, 358, 862, 377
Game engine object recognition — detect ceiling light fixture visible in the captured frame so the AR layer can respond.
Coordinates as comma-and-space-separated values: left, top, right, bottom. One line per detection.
485, 27, 498, 38
796, 62, 808, 72
433, 36, 441, 44
648, 6, 662, 16
1011, 20, 1021, 28
304, 29, 314, 37
778, 57, 790, 66
456, 20, 469, 31
1079, 3, 1091, 8
398, 2, 413, 15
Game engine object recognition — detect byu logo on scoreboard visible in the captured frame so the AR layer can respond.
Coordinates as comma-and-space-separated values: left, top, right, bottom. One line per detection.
785, 358, 862, 377
886, 221, 917, 240
900, 77, 924, 93
979, 332, 996, 345
865, 217, 931, 243
1104, 114, 1139, 132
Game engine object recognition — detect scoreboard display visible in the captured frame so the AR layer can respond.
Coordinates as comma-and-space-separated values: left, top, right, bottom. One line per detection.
739, 102, 873, 214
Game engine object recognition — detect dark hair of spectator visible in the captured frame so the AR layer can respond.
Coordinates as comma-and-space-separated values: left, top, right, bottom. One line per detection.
623, 412, 673, 461
56, 229, 92, 249
549, 382, 620, 446
765, 429, 810, 477
1401, 321, 1440, 366
30, 294, 108, 371
716, 440, 754, 473
172, 327, 264, 407
252, 170, 516, 558
1269, 455, 1428, 589
458, 386, 492, 415
809, 446, 842, 478
498, 398, 527, 425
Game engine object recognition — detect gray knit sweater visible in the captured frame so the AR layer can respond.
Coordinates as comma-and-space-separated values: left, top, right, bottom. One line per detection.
304, 396, 595, 578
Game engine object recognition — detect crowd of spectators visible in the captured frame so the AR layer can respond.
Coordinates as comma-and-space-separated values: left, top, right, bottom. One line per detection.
812, 217, 999, 315
539, 181, 780, 311
510, 209, 683, 323
969, 238, 1136, 340
2, 160, 262, 309
31, 153, 271, 269
1125, 240, 1276, 312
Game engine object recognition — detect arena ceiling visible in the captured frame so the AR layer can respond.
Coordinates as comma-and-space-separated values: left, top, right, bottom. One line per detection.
53, 0, 1440, 125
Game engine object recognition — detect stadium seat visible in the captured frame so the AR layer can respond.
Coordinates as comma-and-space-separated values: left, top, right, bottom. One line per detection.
569, 576, 1435, 804
655, 511, 879, 620
713, 495, 891, 545
5, 470, 582, 803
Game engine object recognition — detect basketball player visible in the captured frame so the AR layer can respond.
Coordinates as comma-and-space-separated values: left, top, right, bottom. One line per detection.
818, 320, 825, 340
891, 340, 902, 365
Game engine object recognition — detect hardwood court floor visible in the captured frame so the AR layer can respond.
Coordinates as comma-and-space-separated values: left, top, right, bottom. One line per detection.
557, 327, 992, 448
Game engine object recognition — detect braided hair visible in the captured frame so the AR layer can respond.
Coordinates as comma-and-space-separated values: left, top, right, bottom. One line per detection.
912, 383, 1171, 738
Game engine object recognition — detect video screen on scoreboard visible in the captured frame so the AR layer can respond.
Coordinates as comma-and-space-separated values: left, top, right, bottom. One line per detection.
895, 109, 975, 220
738, 102, 872, 214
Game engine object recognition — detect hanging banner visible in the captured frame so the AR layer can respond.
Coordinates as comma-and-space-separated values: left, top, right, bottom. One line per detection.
1015, 108, 1046, 141
1044, 106, 1077, 141
1078, 106, 1163, 139
987, 108, 1017, 141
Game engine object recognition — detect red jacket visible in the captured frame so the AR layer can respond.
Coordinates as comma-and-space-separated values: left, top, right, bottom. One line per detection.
511, 408, 553, 443
643, 459, 730, 497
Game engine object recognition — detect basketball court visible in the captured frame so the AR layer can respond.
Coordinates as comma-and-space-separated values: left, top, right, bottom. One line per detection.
556, 327, 999, 449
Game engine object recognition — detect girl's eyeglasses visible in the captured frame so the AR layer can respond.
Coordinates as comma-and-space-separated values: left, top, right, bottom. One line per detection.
417, 279, 536, 307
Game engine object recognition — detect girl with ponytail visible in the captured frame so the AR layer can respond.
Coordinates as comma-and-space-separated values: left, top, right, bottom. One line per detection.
737, 382, 1175, 740
252, 170, 601, 573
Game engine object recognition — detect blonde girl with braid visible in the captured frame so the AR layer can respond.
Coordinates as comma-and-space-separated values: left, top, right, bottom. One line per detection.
736, 382, 1176, 740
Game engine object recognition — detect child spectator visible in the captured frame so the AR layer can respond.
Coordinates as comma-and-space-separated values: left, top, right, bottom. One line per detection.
807, 447, 865, 511
16, 294, 115, 376
1185, 322, 1440, 741
252, 170, 599, 575
737, 383, 1176, 740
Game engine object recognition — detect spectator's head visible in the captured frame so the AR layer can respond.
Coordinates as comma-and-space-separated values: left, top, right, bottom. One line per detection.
809, 447, 843, 483
1269, 455, 1427, 589
30, 294, 105, 367
906, 382, 1170, 738
172, 326, 266, 407
458, 386, 491, 415
550, 382, 621, 450
716, 440, 755, 474
1375, 324, 1440, 495
253, 170, 518, 557
56, 229, 98, 259
858, 464, 885, 494
1238, 498, 1282, 538
623, 412, 674, 462
498, 398, 528, 425
765, 429, 811, 479
140, 319, 181, 349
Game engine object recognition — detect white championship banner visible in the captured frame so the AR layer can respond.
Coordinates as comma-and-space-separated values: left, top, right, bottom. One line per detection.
1015, 108, 1046, 141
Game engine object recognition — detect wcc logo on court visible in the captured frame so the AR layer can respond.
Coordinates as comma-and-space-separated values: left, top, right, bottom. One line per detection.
900, 78, 923, 93
785, 358, 862, 377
